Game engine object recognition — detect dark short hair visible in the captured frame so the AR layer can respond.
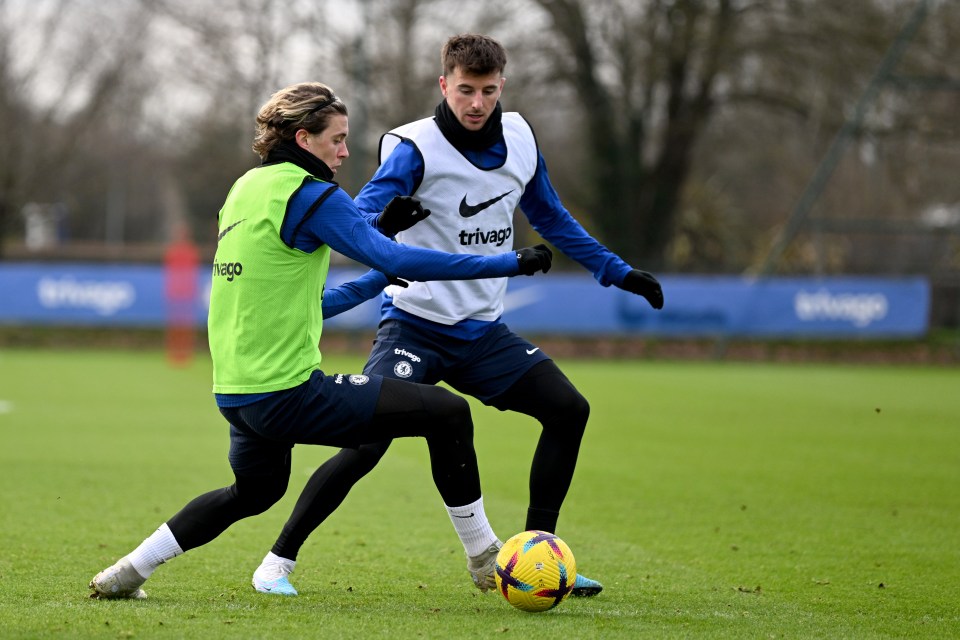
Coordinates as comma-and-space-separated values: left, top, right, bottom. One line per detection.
441, 34, 507, 77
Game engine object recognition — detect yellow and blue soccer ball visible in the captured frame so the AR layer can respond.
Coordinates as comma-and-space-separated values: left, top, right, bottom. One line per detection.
494, 530, 577, 612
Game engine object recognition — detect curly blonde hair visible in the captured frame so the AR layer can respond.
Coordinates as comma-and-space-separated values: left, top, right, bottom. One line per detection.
252, 82, 348, 159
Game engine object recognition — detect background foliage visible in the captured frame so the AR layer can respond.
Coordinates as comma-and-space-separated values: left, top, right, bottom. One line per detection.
1, 0, 958, 277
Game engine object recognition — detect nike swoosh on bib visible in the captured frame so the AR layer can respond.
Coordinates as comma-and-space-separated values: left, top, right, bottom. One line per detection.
217, 219, 246, 242
459, 190, 514, 218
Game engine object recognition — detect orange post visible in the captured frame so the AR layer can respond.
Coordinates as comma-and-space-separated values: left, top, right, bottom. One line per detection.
164, 224, 200, 366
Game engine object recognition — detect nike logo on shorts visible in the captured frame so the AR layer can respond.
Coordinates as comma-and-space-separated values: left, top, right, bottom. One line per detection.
459, 191, 514, 217
526, 348, 540, 355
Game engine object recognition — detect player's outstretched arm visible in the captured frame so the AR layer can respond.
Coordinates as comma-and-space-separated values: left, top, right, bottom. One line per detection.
338, 217, 552, 282
312, 187, 552, 282
321, 270, 408, 319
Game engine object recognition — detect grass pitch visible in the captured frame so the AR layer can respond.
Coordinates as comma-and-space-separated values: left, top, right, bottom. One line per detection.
0, 347, 957, 639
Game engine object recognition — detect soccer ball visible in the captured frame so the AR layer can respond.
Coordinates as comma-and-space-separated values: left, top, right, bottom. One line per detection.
494, 530, 577, 612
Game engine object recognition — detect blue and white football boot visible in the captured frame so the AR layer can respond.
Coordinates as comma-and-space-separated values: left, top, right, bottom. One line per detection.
252, 558, 299, 596
571, 573, 604, 597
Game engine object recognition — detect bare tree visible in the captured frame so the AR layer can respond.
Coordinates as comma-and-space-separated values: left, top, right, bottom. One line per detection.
684, 0, 960, 274
484, 0, 958, 275
503, 0, 739, 268
0, 1, 160, 254
3, 0, 956, 277
332, 0, 516, 189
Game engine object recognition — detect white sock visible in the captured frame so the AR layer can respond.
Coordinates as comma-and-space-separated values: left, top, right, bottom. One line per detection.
446, 497, 498, 557
126, 523, 184, 578
260, 551, 295, 571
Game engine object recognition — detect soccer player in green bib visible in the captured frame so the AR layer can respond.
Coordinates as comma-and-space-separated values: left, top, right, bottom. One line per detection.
89, 81, 553, 600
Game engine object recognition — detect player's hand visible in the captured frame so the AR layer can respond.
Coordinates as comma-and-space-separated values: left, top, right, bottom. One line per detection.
377, 196, 431, 236
516, 244, 553, 275
385, 275, 409, 288
619, 269, 664, 309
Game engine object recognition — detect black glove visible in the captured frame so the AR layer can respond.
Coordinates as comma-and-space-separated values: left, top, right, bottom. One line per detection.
516, 244, 553, 275
620, 269, 664, 309
385, 275, 409, 288
377, 196, 431, 236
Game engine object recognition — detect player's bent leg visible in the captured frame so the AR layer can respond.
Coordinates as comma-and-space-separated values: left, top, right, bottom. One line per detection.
367, 379, 481, 507
255, 442, 393, 596
91, 472, 289, 600
490, 360, 589, 529
167, 471, 290, 551
272, 442, 392, 560
369, 379, 497, 589
491, 360, 604, 597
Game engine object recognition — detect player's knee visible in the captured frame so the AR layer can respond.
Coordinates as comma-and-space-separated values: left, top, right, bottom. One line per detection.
544, 386, 590, 438
233, 472, 288, 516
430, 388, 473, 439
339, 442, 391, 475
565, 388, 590, 427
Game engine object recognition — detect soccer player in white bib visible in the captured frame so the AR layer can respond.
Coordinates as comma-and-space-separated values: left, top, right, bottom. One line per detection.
252, 34, 664, 598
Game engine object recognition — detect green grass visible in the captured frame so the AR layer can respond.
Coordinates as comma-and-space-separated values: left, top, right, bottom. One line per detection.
0, 348, 958, 639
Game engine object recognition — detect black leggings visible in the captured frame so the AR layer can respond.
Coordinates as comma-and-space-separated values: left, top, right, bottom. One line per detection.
167, 379, 478, 552
271, 360, 589, 560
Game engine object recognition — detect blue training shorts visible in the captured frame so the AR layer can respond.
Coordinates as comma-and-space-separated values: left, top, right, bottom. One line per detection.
222, 369, 383, 476
363, 319, 550, 405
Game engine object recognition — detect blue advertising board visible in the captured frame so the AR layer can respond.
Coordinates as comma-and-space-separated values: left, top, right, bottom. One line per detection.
0, 263, 930, 338
499, 275, 929, 337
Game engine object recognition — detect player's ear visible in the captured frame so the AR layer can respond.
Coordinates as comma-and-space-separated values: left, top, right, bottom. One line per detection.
294, 128, 311, 151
